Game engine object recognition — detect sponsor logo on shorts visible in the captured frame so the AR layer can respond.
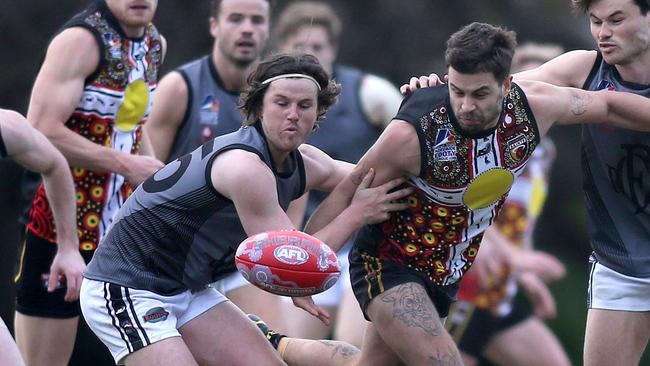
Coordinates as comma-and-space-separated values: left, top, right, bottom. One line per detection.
274, 245, 309, 265
143, 307, 169, 323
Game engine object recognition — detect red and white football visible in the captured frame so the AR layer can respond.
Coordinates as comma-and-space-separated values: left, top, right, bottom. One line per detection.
235, 230, 341, 297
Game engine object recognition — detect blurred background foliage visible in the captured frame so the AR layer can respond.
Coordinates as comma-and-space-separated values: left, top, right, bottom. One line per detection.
1, 1, 644, 365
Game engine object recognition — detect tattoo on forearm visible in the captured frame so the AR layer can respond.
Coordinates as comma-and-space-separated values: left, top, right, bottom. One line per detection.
379, 283, 442, 337
317, 340, 360, 359
428, 346, 463, 366
570, 91, 590, 116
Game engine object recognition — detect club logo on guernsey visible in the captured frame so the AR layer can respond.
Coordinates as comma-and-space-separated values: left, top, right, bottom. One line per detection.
200, 95, 221, 126
434, 129, 456, 162
143, 307, 169, 323
274, 245, 310, 265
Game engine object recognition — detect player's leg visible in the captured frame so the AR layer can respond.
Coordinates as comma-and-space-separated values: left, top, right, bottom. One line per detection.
124, 337, 198, 366
14, 315, 77, 366
483, 317, 570, 366
180, 298, 286, 365
584, 256, 650, 366
584, 309, 650, 366
216, 272, 293, 334
250, 313, 363, 366
364, 282, 462, 366
283, 302, 337, 339
14, 230, 80, 366
0, 318, 25, 366
333, 265, 367, 348
445, 301, 486, 366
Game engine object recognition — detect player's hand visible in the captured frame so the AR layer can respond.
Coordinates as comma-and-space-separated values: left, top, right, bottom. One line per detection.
123, 154, 164, 186
518, 272, 557, 319
48, 247, 86, 302
292, 296, 331, 326
470, 235, 513, 287
351, 168, 412, 225
512, 250, 566, 282
399, 73, 446, 95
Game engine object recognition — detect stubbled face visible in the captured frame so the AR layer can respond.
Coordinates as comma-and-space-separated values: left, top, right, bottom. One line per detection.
260, 78, 319, 159
589, 0, 650, 65
105, 0, 158, 37
211, 0, 270, 67
447, 66, 510, 134
278, 25, 336, 75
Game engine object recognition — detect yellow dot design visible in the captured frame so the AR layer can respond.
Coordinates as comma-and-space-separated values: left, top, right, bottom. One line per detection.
115, 79, 149, 132
463, 168, 514, 210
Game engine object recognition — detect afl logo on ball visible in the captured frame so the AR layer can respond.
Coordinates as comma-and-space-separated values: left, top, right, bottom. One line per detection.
274, 245, 309, 265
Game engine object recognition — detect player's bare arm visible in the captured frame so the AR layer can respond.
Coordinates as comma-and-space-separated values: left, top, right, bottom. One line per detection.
305, 120, 419, 235
298, 143, 354, 193
212, 149, 295, 235
28, 27, 162, 184
513, 50, 597, 87
1, 109, 85, 301
145, 71, 189, 161
522, 79, 650, 134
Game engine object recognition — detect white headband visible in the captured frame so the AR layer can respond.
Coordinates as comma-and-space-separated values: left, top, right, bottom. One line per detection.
261, 73, 322, 91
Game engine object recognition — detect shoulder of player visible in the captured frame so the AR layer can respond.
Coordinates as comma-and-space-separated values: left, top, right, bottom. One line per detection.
156, 71, 189, 101
375, 120, 418, 155
400, 85, 448, 113
211, 148, 275, 197
45, 27, 100, 75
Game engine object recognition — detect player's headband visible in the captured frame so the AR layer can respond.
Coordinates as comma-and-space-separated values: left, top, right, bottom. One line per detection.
261, 74, 322, 91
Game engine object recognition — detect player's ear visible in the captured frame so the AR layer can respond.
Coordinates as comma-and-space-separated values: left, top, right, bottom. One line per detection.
502, 75, 513, 95
209, 17, 219, 38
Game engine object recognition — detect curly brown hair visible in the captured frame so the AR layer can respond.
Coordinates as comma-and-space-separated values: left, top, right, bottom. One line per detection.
238, 53, 341, 126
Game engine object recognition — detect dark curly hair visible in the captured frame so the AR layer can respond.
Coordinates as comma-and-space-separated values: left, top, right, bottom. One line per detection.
239, 53, 341, 126
445, 22, 517, 83
571, 0, 649, 14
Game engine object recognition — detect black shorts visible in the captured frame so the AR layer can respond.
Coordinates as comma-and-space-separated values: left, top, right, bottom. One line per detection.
348, 247, 458, 320
445, 297, 532, 357
14, 228, 94, 318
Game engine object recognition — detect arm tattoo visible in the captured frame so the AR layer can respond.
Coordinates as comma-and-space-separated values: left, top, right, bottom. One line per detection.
379, 283, 442, 337
570, 90, 590, 116
428, 346, 463, 366
316, 340, 360, 359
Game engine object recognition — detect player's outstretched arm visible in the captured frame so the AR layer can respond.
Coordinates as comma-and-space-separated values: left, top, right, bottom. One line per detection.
523, 80, 650, 135
1, 109, 84, 301
305, 120, 419, 237
513, 50, 597, 88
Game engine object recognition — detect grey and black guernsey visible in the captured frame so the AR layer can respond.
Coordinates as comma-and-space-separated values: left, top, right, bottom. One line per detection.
303, 65, 381, 221
582, 53, 650, 277
166, 55, 244, 162
0, 126, 7, 159
84, 125, 306, 294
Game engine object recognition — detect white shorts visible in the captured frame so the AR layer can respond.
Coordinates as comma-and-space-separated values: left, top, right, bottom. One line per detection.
212, 270, 251, 294
80, 278, 228, 364
588, 254, 650, 311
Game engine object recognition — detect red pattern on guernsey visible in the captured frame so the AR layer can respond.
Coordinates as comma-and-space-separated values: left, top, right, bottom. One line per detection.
27, 10, 161, 250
